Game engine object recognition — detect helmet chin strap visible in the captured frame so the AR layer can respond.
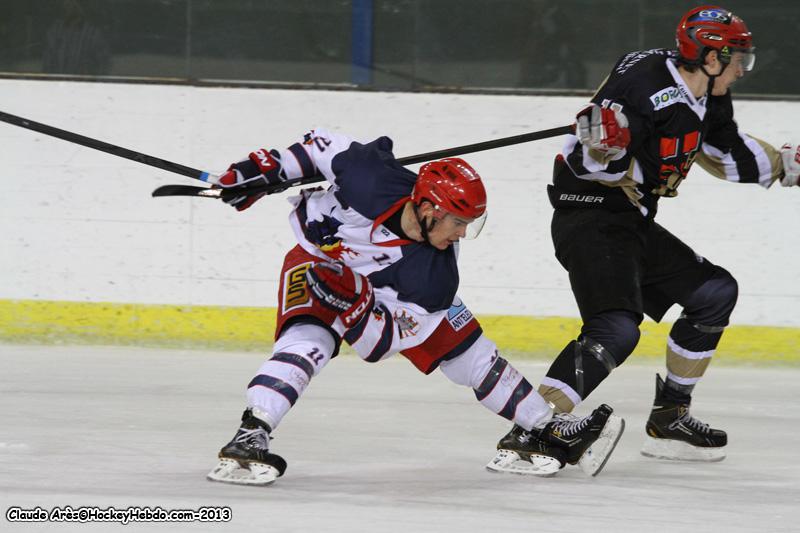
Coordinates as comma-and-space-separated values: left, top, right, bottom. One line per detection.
413, 203, 437, 245
700, 55, 729, 96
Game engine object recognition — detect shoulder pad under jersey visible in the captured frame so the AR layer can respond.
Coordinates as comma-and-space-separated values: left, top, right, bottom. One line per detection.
331, 136, 417, 220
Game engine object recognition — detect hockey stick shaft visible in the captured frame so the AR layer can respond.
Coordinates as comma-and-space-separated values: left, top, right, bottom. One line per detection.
0, 110, 214, 182
153, 124, 574, 199
0, 109, 571, 196
396, 125, 573, 165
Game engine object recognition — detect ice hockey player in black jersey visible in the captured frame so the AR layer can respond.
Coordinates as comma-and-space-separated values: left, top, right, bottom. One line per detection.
539, 5, 800, 462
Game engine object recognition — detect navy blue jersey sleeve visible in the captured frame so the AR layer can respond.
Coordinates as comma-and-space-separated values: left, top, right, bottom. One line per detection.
330, 136, 418, 219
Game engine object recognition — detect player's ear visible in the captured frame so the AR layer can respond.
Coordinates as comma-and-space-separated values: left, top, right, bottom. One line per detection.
417, 200, 435, 218
704, 49, 719, 68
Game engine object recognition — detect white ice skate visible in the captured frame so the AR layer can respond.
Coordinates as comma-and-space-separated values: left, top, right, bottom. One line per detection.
577, 414, 625, 476
640, 436, 725, 462
486, 448, 564, 477
207, 456, 285, 486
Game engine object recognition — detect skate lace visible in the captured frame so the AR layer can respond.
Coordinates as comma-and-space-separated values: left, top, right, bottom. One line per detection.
673, 408, 710, 434
550, 413, 590, 437
235, 427, 270, 450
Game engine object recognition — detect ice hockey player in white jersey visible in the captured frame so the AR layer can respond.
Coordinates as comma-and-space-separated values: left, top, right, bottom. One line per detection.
540, 5, 799, 463
205, 128, 624, 485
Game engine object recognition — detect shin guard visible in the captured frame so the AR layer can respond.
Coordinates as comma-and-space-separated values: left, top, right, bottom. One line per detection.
666, 267, 736, 394
246, 323, 336, 429
439, 335, 552, 430
539, 337, 618, 413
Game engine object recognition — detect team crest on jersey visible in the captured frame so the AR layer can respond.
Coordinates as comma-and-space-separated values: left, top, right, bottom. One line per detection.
394, 309, 420, 339
319, 240, 359, 261
305, 214, 360, 261
282, 262, 313, 313
447, 297, 473, 332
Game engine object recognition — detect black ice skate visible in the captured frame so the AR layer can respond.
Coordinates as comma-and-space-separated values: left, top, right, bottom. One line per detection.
207, 408, 287, 486
486, 424, 568, 477
487, 404, 624, 477
641, 374, 727, 462
540, 404, 625, 476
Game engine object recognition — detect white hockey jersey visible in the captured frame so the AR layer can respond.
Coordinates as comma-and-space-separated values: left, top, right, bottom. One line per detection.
271, 129, 478, 366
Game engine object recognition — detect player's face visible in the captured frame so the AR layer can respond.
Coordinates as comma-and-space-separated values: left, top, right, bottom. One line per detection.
711, 52, 748, 96
426, 211, 474, 250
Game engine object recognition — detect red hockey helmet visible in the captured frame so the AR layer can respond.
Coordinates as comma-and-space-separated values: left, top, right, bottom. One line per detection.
676, 5, 755, 71
412, 158, 487, 219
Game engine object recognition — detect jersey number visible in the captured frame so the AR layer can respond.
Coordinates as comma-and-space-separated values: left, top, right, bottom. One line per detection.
655, 131, 701, 196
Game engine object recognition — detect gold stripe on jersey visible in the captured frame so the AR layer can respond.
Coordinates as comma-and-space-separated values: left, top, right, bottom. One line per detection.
695, 151, 728, 180
599, 171, 646, 211
587, 147, 619, 167
696, 135, 783, 185
752, 136, 784, 185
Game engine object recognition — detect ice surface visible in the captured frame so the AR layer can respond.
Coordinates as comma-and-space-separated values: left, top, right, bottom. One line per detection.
1, 345, 798, 532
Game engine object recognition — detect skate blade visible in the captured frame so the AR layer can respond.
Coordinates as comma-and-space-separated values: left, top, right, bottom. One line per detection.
207, 458, 280, 486
640, 435, 726, 462
578, 414, 625, 477
486, 449, 563, 477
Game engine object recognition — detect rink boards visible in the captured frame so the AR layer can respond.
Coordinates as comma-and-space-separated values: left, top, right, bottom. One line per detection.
1, 299, 797, 363
1, 79, 798, 364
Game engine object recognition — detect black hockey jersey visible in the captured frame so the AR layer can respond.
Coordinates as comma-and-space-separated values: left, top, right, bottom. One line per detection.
553, 49, 782, 217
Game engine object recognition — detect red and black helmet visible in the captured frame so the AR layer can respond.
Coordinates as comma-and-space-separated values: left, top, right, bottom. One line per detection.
412, 158, 487, 219
676, 5, 755, 70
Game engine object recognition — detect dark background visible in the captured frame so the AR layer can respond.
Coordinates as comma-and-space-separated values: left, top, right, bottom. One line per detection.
0, 0, 794, 95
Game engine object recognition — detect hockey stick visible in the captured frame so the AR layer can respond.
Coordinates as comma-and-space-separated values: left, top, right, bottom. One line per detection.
0, 110, 215, 182
0, 108, 571, 199
151, 124, 574, 200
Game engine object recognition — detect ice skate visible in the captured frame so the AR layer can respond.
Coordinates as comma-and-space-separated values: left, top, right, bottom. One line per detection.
641, 374, 726, 462
540, 403, 625, 476
486, 425, 567, 477
487, 404, 624, 477
207, 408, 287, 486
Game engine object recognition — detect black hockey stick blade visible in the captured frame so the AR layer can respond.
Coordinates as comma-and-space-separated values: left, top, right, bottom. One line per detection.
152, 174, 331, 199
152, 184, 221, 198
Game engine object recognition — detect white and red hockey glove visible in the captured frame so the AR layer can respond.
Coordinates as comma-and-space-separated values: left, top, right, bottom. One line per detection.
780, 143, 800, 187
576, 103, 631, 156
305, 262, 375, 329
217, 148, 288, 211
